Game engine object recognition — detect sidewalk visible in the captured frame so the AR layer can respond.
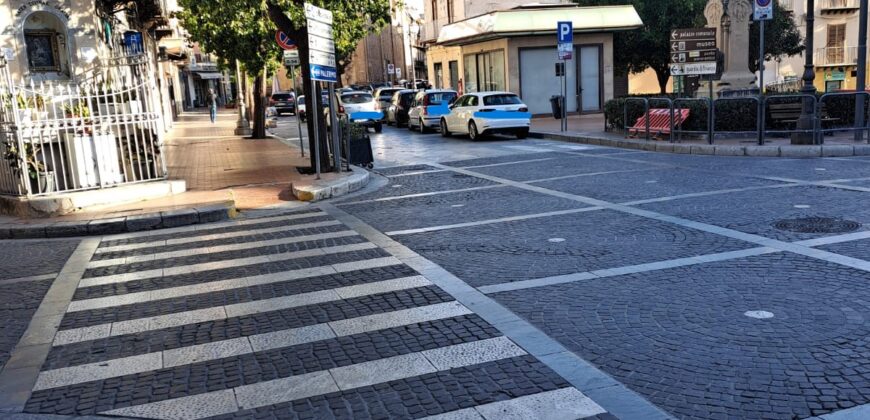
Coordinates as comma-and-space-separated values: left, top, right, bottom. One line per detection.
0, 110, 369, 238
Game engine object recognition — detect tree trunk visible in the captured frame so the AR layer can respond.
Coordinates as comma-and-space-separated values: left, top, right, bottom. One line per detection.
655, 68, 670, 95
251, 74, 267, 139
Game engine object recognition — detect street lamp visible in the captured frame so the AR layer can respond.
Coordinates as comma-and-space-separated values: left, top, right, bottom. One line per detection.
408, 18, 420, 85
792, 0, 817, 145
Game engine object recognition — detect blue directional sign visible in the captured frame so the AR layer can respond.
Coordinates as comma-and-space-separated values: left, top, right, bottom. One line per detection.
557, 21, 573, 60
309, 63, 337, 82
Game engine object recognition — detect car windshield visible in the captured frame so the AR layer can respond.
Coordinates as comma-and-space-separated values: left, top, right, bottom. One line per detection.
341, 93, 373, 104
483, 94, 522, 106
379, 90, 399, 100
427, 92, 457, 105
271, 94, 293, 101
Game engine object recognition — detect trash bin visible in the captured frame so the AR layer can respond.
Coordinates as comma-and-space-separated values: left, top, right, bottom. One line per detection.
550, 95, 563, 119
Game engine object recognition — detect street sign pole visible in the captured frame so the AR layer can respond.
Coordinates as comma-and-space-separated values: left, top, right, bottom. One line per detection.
328, 83, 340, 172
557, 21, 572, 133
758, 19, 765, 144
311, 80, 321, 179
290, 65, 304, 157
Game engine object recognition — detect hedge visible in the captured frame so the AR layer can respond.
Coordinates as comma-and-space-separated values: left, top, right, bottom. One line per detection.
605, 93, 870, 134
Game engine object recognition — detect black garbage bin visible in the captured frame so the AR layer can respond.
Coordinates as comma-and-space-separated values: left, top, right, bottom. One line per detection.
550, 95, 563, 119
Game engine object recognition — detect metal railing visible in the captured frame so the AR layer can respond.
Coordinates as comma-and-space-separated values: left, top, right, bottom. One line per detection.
0, 52, 166, 197
815, 46, 861, 66
819, 0, 860, 10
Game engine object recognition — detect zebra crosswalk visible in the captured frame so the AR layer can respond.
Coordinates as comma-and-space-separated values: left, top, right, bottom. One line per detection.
24, 209, 611, 419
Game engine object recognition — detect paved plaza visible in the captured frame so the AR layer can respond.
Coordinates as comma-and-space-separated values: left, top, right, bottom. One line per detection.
4, 122, 870, 419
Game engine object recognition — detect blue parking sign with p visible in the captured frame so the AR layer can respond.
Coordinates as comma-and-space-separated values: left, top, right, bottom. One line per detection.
557, 21, 573, 44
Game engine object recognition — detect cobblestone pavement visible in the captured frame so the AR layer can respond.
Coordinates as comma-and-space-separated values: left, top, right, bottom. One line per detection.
11, 124, 870, 420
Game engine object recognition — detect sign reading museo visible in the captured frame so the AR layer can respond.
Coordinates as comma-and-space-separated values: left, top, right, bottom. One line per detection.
669, 27, 717, 76
304, 3, 336, 82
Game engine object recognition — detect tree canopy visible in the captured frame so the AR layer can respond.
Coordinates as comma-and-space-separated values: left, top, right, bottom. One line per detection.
748, 2, 804, 74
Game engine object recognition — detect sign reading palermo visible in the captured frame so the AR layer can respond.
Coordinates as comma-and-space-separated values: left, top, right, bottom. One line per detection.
304, 2, 336, 82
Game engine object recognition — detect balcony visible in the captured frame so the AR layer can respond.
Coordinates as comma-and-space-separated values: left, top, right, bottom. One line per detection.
819, 0, 860, 14
815, 46, 862, 66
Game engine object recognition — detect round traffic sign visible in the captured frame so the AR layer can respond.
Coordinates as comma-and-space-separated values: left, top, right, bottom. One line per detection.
756, 0, 771, 6
275, 31, 296, 50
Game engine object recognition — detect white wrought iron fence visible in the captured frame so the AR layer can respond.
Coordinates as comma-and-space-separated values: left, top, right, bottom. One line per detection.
0, 52, 167, 197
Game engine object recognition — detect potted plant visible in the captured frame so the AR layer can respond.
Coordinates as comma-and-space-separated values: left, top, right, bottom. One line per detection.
2, 140, 55, 194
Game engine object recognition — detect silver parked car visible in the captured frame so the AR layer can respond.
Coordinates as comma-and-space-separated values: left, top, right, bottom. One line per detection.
407, 89, 458, 134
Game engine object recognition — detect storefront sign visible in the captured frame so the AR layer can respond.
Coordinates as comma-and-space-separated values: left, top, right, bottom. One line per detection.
16, 0, 69, 19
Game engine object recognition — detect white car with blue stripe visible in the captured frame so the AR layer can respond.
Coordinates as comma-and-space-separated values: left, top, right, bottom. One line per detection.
325, 91, 384, 133
440, 92, 532, 140
407, 90, 458, 134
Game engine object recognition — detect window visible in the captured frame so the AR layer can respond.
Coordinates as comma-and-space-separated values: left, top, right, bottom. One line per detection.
462, 50, 506, 93
341, 93, 373, 104
448, 61, 459, 90
483, 94, 522, 106
24, 31, 61, 72
431, 0, 437, 21
447, 0, 454, 23
826, 24, 846, 63
426, 91, 457, 105
467, 96, 478, 107
434, 62, 444, 89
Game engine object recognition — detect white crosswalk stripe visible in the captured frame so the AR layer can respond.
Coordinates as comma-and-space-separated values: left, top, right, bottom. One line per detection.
87, 226, 353, 268
78, 242, 380, 288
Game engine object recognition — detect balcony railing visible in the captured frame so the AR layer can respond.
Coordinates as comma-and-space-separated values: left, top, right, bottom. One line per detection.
815, 46, 861, 66
819, 0, 860, 12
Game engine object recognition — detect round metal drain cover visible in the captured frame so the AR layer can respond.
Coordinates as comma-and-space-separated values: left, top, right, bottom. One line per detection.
773, 217, 861, 234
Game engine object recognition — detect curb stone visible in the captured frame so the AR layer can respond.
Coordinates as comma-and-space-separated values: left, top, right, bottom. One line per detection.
531, 130, 870, 158
292, 167, 371, 202
0, 201, 236, 240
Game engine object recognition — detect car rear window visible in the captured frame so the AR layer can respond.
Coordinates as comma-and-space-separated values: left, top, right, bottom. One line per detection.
426, 92, 457, 105
379, 89, 400, 100
341, 93, 373, 104
272, 94, 293, 101
400, 92, 415, 105
483, 94, 522, 106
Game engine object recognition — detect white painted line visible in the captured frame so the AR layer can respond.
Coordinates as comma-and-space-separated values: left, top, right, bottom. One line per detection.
96, 215, 336, 254
56, 276, 431, 345
102, 389, 239, 420
78, 242, 378, 288
163, 337, 254, 368
422, 336, 526, 370
619, 183, 798, 206
338, 185, 506, 206
99, 210, 323, 242
88, 227, 353, 268
68, 259, 399, 312
796, 231, 870, 247
386, 169, 447, 178
473, 387, 605, 419
329, 301, 470, 337
385, 207, 602, 236
523, 168, 659, 184
462, 157, 557, 169
33, 352, 162, 391
97, 336, 527, 418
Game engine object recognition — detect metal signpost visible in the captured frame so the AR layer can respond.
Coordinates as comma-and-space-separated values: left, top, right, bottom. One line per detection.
305, 3, 338, 177
753, 0, 773, 144
283, 50, 304, 157
557, 21, 572, 132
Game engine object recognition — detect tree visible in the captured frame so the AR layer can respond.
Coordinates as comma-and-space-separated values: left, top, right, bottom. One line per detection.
575, 0, 707, 94
177, 0, 279, 139
265, 0, 391, 170
748, 2, 804, 74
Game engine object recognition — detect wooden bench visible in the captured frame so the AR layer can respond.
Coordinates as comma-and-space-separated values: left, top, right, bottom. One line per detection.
768, 102, 839, 128
627, 108, 690, 140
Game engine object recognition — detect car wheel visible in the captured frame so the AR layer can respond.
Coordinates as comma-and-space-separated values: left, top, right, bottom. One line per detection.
440, 119, 451, 137
419, 118, 430, 134
468, 121, 480, 141
375, 123, 383, 133
516, 128, 529, 139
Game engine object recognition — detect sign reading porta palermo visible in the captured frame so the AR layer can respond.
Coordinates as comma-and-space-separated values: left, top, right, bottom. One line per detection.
304, 3, 336, 82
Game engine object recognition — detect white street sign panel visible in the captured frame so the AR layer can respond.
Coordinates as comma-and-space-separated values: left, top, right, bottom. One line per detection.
308, 34, 335, 54
309, 49, 336, 67
396, 68, 402, 78
283, 49, 300, 66
669, 62, 717, 76
753, 0, 773, 21
387, 63, 395, 74
307, 19, 332, 39
304, 3, 333, 24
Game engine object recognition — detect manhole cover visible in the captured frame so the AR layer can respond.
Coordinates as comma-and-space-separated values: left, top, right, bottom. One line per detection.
773, 217, 860, 234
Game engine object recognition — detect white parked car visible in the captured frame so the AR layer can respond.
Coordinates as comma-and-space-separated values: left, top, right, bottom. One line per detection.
325, 91, 382, 133
440, 92, 530, 140
407, 89, 458, 133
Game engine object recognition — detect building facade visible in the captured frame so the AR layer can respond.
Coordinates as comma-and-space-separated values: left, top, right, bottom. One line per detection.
426, 4, 641, 115
763, 0, 867, 92
342, 0, 426, 86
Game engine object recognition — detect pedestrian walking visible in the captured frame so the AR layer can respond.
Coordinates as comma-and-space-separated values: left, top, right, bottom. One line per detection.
207, 88, 218, 123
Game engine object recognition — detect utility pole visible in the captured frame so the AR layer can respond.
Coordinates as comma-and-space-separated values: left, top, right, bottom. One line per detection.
793, 0, 817, 145
855, 0, 868, 142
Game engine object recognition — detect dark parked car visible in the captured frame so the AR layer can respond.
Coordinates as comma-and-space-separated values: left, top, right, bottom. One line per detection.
269, 92, 295, 115
385, 89, 416, 127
